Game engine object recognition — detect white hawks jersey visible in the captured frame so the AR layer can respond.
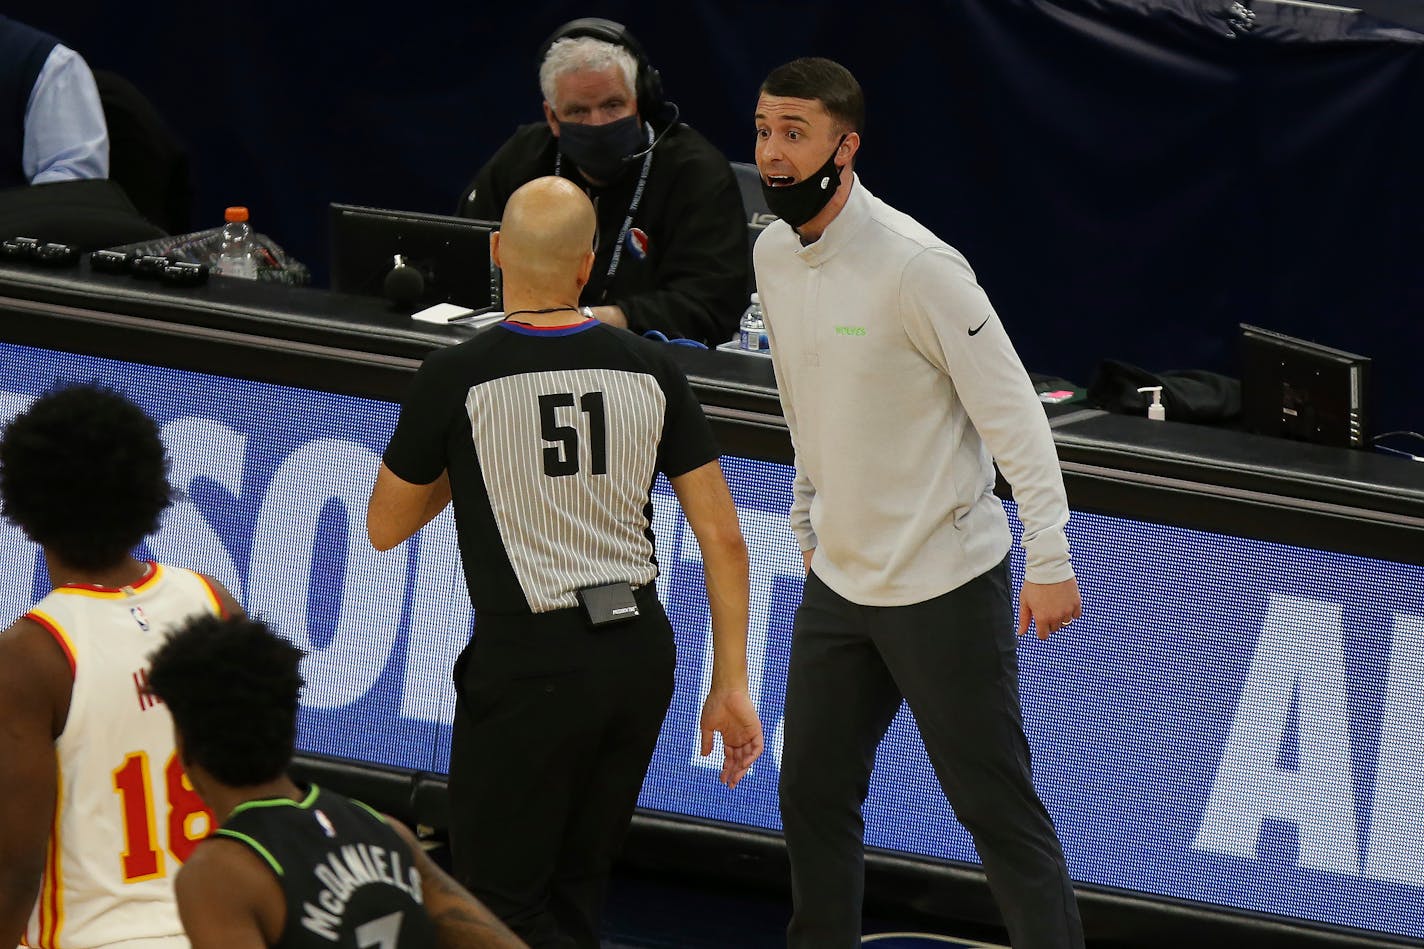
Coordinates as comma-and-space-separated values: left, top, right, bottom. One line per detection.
21, 562, 223, 949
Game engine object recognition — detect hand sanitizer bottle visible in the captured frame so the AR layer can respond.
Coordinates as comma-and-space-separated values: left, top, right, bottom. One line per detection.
1137, 385, 1166, 421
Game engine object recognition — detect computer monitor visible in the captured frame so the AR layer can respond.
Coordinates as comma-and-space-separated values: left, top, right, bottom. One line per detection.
328, 203, 500, 310
1240, 323, 1371, 449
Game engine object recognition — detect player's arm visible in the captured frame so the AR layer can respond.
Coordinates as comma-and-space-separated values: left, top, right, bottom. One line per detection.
669, 459, 764, 788
174, 837, 282, 949
198, 574, 245, 619
386, 819, 529, 949
367, 466, 452, 551
0, 617, 68, 942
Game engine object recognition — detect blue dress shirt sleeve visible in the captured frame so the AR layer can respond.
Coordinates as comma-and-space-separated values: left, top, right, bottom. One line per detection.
23, 44, 109, 184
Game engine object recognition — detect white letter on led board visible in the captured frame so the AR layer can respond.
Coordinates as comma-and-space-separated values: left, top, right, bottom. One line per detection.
249, 439, 403, 708
1193, 594, 1359, 875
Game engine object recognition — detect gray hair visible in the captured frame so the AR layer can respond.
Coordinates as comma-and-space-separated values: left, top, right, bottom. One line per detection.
539, 36, 638, 110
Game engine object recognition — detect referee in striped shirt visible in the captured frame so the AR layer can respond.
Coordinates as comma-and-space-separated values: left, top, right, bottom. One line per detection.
367, 176, 763, 949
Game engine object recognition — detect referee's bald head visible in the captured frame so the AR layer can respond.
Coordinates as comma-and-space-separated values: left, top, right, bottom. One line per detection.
496, 176, 597, 288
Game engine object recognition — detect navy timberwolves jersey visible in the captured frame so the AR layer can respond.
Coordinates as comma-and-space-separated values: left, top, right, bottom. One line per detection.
215, 785, 435, 949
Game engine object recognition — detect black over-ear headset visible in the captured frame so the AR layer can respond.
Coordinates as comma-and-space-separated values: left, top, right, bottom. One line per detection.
536, 17, 668, 121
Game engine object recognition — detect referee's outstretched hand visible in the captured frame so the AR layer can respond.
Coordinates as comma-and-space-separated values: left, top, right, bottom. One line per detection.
700, 687, 765, 789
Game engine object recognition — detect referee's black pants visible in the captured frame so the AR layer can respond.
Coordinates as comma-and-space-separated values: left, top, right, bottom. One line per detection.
448, 586, 675, 949
780, 559, 1084, 949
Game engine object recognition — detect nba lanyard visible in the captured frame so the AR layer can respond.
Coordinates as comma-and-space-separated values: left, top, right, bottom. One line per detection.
554, 122, 654, 296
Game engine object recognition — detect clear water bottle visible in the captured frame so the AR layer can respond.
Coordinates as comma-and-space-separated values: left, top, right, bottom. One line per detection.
739, 292, 768, 352
214, 206, 257, 279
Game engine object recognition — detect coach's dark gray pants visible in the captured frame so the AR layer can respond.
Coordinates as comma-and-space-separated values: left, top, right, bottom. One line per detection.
780, 560, 1083, 949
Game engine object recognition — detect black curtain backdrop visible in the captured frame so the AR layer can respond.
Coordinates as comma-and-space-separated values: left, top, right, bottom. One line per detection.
24, 1, 1424, 432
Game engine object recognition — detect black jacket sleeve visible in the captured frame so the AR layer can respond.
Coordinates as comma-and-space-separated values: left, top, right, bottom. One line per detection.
455, 156, 501, 221
455, 125, 550, 221
617, 127, 749, 346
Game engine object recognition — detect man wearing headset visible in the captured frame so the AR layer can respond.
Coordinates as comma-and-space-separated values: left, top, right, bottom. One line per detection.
456, 19, 748, 346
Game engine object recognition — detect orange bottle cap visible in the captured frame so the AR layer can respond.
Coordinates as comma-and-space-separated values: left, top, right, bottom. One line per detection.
224, 206, 250, 222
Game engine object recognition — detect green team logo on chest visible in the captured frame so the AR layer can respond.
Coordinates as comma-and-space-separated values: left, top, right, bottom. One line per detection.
834, 325, 867, 336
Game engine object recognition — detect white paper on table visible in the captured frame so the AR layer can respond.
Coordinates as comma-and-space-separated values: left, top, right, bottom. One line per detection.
410, 303, 505, 327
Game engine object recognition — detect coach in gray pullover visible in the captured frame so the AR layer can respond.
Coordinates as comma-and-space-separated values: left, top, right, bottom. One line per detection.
760, 169, 1073, 606
753, 58, 1085, 949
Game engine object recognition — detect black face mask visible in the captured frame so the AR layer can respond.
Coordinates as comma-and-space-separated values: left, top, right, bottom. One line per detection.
557, 114, 645, 183
761, 135, 847, 229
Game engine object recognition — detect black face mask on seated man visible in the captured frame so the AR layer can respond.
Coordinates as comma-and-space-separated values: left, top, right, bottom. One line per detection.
558, 114, 646, 183
761, 134, 848, 229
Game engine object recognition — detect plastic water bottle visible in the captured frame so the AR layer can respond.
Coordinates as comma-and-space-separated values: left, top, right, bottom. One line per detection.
214, 206, 257, 279
739, 292, 768, 352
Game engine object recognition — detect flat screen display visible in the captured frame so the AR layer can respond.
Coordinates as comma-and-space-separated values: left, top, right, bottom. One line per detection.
328, 203, 500, 310
2, 341, 1420, 940
1240, 323, 1371, 448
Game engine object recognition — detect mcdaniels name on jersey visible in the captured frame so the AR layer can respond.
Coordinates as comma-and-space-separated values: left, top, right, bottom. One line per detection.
301, 842, 423, 941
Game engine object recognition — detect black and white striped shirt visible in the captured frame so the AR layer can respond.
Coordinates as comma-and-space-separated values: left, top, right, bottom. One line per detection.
383, 319, 718, 615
